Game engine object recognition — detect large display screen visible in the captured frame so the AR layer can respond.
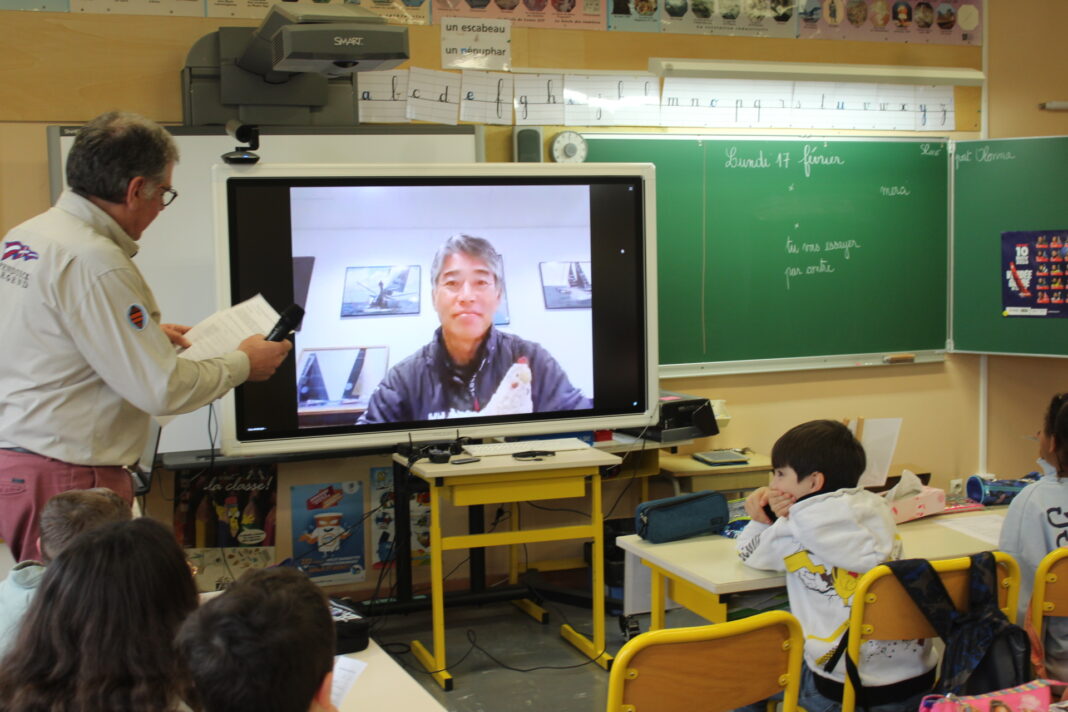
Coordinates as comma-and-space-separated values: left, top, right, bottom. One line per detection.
214, 163, 657, 456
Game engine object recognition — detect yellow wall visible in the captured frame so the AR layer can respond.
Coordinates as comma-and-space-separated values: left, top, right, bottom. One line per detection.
4, 1, 1068, 592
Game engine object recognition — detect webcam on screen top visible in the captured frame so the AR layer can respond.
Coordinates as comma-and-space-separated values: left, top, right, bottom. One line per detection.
221, 120, 260, 165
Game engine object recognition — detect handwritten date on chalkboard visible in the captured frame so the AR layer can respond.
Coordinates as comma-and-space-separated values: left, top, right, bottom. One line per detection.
723, 145, 846, 178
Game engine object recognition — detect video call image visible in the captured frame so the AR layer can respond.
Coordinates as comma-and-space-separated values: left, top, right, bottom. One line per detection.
290, 183, 595, 430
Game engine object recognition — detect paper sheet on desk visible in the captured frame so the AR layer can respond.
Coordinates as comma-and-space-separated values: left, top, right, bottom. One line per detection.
930, 514, 1004, 546
155, 295, 279, 427
331, 655, 367, 707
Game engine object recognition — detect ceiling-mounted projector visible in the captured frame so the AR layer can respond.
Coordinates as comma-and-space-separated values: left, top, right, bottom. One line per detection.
182, 4, 409, 126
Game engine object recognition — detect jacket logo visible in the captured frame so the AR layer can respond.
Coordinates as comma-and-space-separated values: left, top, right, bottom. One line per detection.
1, 241, 39, 262
127, 304, 146, 330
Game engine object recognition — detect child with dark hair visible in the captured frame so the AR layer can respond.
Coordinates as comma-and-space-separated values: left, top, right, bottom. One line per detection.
736, 419, 936, 712
0, 517, 199, 711
177, 567, 338, 712
1000, 392, 1068, 679
0, 487, 131, 656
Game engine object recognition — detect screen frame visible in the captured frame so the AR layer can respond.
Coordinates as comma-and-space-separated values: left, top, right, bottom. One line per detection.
213, 162, 658, 456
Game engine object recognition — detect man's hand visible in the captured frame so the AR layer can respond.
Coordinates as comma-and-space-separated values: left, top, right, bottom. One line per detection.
161, 323, 192, 349
238, 334, 292, 382
744, 487, 772, 524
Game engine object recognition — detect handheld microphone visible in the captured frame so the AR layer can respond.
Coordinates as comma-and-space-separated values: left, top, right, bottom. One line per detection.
266, 304, 304, 342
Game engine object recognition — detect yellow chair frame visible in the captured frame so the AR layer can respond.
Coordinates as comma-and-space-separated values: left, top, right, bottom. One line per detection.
605, 610, 804, 712
842, 552, 1021, 712
1031, 547, 1068, 640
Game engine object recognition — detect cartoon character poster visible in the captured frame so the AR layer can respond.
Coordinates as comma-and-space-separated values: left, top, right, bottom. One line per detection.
1002, 231, 1068, 318
173, 465, 278, 593
290, 481, 367, 585
370, 466, 431, 570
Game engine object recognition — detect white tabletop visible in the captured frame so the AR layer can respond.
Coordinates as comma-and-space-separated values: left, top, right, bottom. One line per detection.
397, 446, 621, 480
616, 507, 1009, 596
339, 640, 445, 712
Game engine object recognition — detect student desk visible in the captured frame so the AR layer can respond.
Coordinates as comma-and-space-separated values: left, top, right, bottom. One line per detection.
617, 507, 1008, 631
659, 453, 773, 493
340, 640, 446, 711
399, 447, 622, 690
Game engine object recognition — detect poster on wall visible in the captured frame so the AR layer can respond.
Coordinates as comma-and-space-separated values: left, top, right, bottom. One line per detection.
661, 0, 799, 38
1001, 231, 1068, 318
290, 481, 367, 585
206, 0, 429, 24
431, 0, 605, 31
369, 466, 431, 570
173, 464, 277, 592
798, 0, 981, 45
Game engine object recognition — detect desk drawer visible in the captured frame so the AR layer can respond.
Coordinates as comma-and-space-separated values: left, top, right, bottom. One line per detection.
445, 476, 585, 506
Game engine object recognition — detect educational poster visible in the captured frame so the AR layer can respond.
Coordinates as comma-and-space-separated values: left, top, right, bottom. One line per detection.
290, 481, 367, 585
173, 464, 277, 593
206, 0, 429, 24
185, 547, 275, 593
1002, 231, 1068, 318
605, 0, 660, 33
661, 0, 799, 38
798, 0, 981, 45
0, 0, 68, 11
431, 0, 605, 31
370, 466, 431, 570
173, 464, 277, 549
71, 0, 200, 16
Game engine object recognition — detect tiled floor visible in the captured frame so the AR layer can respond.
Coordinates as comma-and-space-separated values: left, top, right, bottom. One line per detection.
368, 597, 708, 712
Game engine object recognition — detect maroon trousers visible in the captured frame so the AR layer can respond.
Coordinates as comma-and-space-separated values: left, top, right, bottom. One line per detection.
0, 449, 133, 562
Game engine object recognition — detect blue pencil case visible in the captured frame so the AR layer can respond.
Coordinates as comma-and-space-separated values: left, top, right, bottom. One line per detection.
635, 490, 729, 544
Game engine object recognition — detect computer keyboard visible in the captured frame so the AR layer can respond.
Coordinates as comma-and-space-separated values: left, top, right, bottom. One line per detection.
462, 437, 592, 457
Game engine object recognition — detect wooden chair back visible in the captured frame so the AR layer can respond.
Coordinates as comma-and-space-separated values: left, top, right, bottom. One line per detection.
605, 610, 803, 712
1031, 547, 1068, 638
842, 552, 1020, 712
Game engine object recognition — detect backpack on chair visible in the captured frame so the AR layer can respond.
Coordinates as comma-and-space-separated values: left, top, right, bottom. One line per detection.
887, 551, 1031, 696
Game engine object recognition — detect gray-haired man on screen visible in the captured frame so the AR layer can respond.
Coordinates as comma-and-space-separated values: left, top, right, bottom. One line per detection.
358, 233, 591, 424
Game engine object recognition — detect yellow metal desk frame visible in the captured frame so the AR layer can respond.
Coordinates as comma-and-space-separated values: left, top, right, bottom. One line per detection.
399, 447, 622, 690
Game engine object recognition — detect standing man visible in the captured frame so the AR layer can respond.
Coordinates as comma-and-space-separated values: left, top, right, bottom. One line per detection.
0, 111, 291, 561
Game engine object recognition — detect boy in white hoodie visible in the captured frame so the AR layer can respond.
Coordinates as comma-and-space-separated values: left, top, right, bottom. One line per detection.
736, 420, 936, 712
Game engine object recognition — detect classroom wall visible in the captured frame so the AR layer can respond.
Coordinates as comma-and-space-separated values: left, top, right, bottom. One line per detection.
4, 1, 1068, 590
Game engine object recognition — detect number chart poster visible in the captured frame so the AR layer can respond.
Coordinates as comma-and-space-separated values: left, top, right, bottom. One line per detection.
370, 466, 431, 570
290, 481, 367, 585
1002, 231, 1068, 318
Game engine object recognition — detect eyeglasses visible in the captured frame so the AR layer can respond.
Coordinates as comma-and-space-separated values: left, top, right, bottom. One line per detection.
159, 186, 178, 207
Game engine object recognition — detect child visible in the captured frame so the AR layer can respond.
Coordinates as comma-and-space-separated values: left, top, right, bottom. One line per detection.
177, 567, 338, 712
0, 487, 130, 656
737, 420, 936, 711
0, 518, 199, 711
999, 392, 1068, 679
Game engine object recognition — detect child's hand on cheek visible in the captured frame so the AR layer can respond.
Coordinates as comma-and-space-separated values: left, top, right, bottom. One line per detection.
767, 489, 796, 519
744, 487, 773, 524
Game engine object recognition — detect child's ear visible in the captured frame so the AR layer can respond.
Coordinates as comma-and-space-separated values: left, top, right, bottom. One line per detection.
806, 471, 825, 493
312, 671, 339, 712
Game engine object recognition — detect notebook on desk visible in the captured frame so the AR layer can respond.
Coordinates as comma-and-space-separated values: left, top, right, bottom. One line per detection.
692, 449, 750, 466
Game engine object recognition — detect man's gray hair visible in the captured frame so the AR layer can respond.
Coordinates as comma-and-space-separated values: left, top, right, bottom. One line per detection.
66, 111, 179, 204
430, 234, 505, 294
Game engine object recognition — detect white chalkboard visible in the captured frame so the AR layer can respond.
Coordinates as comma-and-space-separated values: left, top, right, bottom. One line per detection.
48, 125, 482, 454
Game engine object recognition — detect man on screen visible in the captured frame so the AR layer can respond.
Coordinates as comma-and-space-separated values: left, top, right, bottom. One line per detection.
358, 234, 591, 424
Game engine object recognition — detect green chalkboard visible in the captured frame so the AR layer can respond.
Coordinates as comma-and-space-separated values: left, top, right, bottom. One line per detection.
586, 136, 949, 367
952, 137, 1068, 356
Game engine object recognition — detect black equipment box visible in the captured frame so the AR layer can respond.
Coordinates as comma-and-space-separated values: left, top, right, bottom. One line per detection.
619, 391, 719, 442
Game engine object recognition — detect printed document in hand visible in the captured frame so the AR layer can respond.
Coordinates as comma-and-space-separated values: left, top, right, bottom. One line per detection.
178, 294, 280, 362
